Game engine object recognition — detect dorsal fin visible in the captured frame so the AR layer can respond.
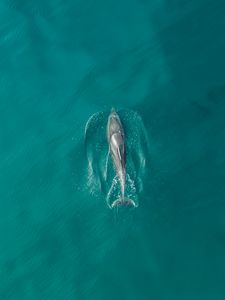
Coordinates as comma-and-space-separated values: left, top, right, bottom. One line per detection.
117, 146, 122, 161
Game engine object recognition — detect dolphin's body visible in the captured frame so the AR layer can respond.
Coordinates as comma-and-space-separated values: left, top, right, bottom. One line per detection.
107, 108, 136, 208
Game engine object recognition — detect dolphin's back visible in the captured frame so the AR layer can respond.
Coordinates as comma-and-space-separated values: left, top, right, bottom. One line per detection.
107, 110, 125, 166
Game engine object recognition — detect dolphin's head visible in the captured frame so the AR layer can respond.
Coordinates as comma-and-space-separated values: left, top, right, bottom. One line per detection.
108, 108, 122, 137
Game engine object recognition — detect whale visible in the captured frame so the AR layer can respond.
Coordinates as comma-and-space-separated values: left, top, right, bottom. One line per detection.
107, 108, 137, 208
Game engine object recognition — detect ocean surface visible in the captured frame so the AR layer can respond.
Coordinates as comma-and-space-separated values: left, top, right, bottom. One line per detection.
1, 0, 225, 299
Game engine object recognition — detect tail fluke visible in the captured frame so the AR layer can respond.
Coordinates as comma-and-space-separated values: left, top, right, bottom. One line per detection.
110, 197, 138, 209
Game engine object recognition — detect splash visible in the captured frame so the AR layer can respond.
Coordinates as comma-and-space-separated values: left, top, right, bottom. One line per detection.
84, 109, 150, 208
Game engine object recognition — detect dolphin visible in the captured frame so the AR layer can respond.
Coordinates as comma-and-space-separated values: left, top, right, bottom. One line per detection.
107, 108, 136, 208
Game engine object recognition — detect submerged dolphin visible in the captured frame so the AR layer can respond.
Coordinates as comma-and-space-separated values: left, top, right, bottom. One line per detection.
107, 108, 136, 208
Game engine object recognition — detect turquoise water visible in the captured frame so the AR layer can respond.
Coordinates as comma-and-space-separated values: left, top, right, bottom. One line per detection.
1, 0, 225, 299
